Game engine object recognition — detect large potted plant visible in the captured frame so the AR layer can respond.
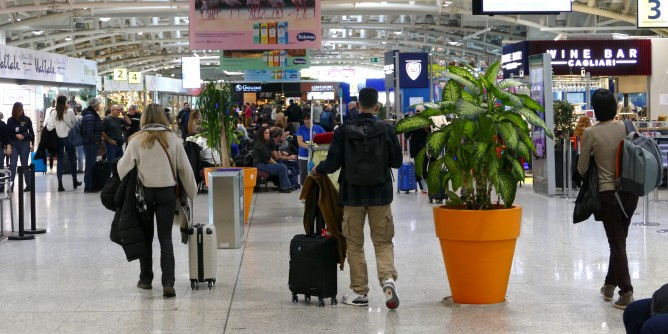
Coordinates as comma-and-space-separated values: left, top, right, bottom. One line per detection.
395, 61, 552, 304
198, 81, 257, 224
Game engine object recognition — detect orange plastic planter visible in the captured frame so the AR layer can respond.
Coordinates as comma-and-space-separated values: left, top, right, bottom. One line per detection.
433, 205, 522, 304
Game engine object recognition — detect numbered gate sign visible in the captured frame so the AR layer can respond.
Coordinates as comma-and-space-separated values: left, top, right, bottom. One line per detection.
128, 72, 141, 84
113, 68, 128, 81
638, 0, 668, 28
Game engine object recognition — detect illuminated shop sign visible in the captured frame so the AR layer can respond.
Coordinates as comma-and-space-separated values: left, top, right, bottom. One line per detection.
502, 40, 651, 78
234, 84, 262, 92
310, 84, 335, 92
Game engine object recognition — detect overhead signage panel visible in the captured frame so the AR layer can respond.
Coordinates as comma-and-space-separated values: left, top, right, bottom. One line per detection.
219, 49, 310, 70
189, 0, 321, 50
398, 52, 429, 88
502, 40, 652, 77
243, 70, 300, 82
0, 44, 97, 86
638, 0, 668, 28
482, 0, 571, 13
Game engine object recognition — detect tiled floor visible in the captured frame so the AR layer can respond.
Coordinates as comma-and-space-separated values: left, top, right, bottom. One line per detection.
1, 172, 668, 333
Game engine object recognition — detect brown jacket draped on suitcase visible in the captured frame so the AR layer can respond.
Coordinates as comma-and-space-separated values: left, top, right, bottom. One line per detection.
300, 175, 347, 269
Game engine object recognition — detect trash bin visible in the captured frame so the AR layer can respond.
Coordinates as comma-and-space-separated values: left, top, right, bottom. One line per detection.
208, 169, 244, 249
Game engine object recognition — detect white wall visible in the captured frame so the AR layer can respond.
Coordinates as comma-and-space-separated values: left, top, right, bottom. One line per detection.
650, 39, 668, 119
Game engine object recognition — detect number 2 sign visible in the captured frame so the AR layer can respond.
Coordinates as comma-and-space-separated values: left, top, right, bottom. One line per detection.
113, 68, 127, 81
638, 0, 668, 28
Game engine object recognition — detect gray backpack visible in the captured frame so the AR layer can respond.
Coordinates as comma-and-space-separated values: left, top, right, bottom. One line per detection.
615, 120, 663, 216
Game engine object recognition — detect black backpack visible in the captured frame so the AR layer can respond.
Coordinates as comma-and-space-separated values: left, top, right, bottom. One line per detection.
344, 119, 388, 186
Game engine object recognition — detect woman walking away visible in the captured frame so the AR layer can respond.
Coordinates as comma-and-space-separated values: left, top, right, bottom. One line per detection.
47, 96, 81, 191
7, 102, 35, 192
117, 104, 197, 298
577, 88, 639, 310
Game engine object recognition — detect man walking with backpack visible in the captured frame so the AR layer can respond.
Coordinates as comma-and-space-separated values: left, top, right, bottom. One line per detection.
577, 88, 639, 310
312, 88, 403, 309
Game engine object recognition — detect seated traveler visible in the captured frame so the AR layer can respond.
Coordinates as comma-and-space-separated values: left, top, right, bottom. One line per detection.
252, 126, 294, 193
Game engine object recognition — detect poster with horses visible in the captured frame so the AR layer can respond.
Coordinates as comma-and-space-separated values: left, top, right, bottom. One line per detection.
189, 0, 321, 50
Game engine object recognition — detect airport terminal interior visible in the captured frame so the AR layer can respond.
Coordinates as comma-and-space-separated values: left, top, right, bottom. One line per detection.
2, 0, 668, 333
1, 174, 668, 333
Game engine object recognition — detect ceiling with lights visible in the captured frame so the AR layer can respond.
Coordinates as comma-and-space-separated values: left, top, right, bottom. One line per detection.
0, 0, 662, 81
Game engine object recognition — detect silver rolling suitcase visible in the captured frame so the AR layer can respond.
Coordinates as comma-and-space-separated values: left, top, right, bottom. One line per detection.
188, 220, 218, 289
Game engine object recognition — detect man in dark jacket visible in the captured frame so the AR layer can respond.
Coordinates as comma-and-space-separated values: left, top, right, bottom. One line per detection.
285, 99, 302, 130
312, 87, 403, 309
81, 97, 102, 193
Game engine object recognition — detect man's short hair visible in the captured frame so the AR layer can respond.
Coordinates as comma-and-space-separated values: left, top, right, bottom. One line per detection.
591, 89, 617, 122
358, 88, 379, 109
303, 113, 311, 120
88, 97, 100, 107
289, 99, 294, 104
271, 128, 284, 139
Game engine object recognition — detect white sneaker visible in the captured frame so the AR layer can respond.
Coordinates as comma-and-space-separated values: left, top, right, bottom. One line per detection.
382, 278, 400, 310
342, 292, 369, 306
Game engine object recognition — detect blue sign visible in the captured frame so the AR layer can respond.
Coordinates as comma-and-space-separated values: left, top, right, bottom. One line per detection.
398, 53, 429, 88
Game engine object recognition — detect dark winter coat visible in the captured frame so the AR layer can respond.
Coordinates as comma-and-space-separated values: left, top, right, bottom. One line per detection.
81, 106, 102, 145
109, 167, 148, 261
573, 158, 602, 223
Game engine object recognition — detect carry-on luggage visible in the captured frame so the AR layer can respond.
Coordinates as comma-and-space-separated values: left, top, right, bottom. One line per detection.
93, 160, 111, 190
397, 162, 417, 193
188, 223, 218, 289
30, 152, 46, 174
289, 234, 338, 306
428, 188, 447, 204
288, 182, 338, 307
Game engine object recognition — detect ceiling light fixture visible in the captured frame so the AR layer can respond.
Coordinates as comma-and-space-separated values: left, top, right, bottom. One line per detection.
33, 30, 43, 35
99, 17, 111, 22
137, 32, 143, 35
65, 37, 72, 41
443, 1, 453, 6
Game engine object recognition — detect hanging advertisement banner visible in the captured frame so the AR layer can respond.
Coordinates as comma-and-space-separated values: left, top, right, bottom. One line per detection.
189, 0, 321, 50
0, 44, 97, 86
220, 49, 310, 70
244, 70, 301, 82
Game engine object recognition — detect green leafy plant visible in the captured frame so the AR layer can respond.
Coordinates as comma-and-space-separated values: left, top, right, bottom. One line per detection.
553, 99, 576, 138
394, 61, 553, 210
197, 81, 237, 167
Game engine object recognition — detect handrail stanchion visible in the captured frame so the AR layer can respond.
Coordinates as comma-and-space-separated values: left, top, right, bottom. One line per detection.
8, 166, 34, 241
633, 195, 660, 227
24, 164, 45, 234
566, 140, 573, 199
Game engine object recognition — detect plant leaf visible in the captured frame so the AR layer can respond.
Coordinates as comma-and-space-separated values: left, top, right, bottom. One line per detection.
426, 131, 448, 157
457, 100, 487, 119
461, 90, 477, 103
443, 79, 462, 102
497, 112, 527, 130
394, 116, 431, 134
445, 190, 462, 206
518, 94, 545, 112
474, 142, 490, 161
415, 147, 426, 178
496, 79, 523, 90
517, 107, 549, 131
495, 121, 519, 150
484, 61, 501, 85
494, 171, 518, 208
426, 158, 445, 191
444, 70, 481, 96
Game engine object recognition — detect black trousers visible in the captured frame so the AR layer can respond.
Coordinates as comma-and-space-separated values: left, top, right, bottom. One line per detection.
139, 186, 177, 287
599, 191, 638, 295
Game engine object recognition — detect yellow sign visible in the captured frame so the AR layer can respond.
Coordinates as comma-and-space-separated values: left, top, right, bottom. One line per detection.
128, 72, 141, 84
113, 68, 128, 81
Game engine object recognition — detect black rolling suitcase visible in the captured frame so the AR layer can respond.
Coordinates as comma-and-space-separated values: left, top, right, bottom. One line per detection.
288, 180, 338, 307
288, 234, 338, 307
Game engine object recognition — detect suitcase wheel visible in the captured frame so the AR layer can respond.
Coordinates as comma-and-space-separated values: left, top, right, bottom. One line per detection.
331, 298, 337, 305
304, 295, 311, 302
208, 281, 213, 289
190, 280, 197, 290
404, 191, 409, 194
292, 294, 298, 303
318, 298, 325, 307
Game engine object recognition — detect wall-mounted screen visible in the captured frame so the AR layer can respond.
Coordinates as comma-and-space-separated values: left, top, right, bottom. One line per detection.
473, 0, 572, 15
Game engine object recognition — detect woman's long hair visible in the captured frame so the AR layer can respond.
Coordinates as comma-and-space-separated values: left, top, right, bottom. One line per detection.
55, 96, 68, 121
187, 109, 201, 135
134, 104, 171, 149
11, 102, 23, 121
258, 126, 271, 144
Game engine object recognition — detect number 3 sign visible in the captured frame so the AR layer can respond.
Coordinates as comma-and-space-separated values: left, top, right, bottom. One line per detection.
638, 0, 668, 28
